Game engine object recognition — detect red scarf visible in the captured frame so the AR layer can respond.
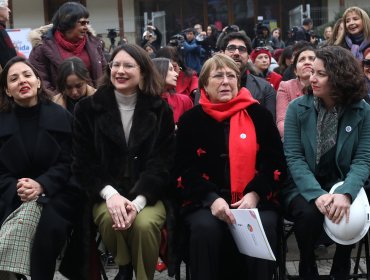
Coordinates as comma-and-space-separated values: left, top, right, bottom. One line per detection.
199, 88, 259, 203
54, 30, 87, 55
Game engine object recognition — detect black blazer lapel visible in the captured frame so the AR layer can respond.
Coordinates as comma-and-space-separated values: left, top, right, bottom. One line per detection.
93, 88, 128, 150
0, 112, 30, 174
128, 94, 161, 151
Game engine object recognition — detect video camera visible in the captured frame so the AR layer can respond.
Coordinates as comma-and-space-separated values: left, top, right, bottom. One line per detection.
168, 34, 185, 47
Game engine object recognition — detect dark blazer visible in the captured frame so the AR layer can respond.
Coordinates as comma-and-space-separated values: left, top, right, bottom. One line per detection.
0, 101, 77, 278
174, 103, 287, 210
0, 101, 73, 223
241, 71, 277, 121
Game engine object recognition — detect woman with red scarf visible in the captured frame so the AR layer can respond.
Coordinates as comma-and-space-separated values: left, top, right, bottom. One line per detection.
29, 2, 106, 93
174, 53, 286, 280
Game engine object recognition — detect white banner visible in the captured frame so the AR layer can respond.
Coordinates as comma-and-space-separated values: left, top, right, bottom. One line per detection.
6, 28, 32, 59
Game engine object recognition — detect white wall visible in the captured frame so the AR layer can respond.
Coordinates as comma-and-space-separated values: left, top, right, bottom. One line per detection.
87, 0, 136, 43
12, 0, 44, 29
87, 0, 119, 35
327, 0, 370, 21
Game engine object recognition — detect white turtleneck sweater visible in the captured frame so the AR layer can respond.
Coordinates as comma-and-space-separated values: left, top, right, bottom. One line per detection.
99, 91, 147, 213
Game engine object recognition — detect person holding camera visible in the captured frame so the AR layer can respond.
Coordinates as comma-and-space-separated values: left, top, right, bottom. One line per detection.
182, 28, 202, 74
252, 24, 273, 51
141, 25, 162, 53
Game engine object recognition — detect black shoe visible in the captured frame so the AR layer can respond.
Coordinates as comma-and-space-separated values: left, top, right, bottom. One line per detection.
299, 262, 319, 280
15, 274, 27, 280
114, 264, 133, 280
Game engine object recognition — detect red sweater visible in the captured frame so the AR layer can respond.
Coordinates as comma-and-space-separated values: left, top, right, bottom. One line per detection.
162, 92, 193, 123
175, 71, 199, 100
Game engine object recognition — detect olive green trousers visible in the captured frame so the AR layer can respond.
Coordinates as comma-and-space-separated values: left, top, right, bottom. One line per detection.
93, 200, 166, 280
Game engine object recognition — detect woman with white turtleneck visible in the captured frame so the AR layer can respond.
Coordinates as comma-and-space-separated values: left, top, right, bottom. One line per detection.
337, 6, 370, 60
71, 44, 175, 280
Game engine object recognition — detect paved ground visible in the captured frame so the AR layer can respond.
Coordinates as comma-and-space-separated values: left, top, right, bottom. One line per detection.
47, 233, 370, 279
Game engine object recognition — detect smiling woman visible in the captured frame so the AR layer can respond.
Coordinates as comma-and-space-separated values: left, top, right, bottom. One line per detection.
0, 56, 80, 280
68, 44, 176, 280
336, 6, 370, 60
29, 2, 106, 93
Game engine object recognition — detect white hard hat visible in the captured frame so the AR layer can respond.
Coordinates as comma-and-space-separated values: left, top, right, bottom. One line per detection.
323, 181, 370, 245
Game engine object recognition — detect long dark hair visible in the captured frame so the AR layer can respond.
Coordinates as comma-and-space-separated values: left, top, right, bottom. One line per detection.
100, 43, 162, 96
0, 56, 51, 112
57, 56, 92, 94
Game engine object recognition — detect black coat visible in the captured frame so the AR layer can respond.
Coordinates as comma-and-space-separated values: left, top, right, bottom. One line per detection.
72, 85, 175, 204
0, 101, 78, 278
60, 86, 177, 279
174, 103, 287, 210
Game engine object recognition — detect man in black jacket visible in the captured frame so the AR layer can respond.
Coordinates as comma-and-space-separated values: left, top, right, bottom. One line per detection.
295, 18, 313, 42
219, 32, 277, 120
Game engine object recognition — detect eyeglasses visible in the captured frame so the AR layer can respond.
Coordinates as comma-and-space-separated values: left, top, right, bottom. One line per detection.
77, 20, 90, 26
363, 59, 370, 68
108, 61, 139, 71
225, 45, 248, 54
210, 72, 237, 81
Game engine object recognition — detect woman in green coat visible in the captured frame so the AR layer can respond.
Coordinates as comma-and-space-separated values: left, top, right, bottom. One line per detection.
282, 46, 370, 280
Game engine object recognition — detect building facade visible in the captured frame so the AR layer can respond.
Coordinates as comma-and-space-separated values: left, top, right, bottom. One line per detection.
6, 0, 370, 47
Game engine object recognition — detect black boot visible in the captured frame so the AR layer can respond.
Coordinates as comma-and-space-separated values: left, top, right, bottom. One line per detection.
299, 261, 319, 280
114, 263, 133, 280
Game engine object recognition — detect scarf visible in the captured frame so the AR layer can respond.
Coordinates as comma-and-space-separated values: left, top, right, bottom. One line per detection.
199, 87, 259, 203
314, 97, 343, 164
345, 34, 370, 60
54, 30, 87, 56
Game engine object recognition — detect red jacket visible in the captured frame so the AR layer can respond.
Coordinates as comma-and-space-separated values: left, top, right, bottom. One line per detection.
266, 71, 282, 91
162, 92, 193, 123
175, 70, 198, 100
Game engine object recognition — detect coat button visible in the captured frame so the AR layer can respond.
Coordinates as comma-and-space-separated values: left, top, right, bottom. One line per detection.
345, 126, 352, 133
240, 133, 246, 139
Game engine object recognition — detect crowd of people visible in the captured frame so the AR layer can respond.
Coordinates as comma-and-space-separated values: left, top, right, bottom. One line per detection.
1, 1, 370, 280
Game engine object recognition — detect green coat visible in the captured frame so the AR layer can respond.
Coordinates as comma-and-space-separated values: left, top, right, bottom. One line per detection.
282, 94, 370, 208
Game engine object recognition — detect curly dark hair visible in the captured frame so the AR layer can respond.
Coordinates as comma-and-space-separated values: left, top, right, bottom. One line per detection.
314, 46, 367, 105
0, 56, 51, 112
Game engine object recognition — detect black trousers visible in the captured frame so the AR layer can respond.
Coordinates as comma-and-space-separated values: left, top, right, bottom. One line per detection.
30, 189, 82, 280
288, 194, 353, 276
184, 207, 278, 280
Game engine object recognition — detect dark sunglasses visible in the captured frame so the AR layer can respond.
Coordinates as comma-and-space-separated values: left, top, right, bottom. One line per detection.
226, 45, 248, 53
254, 46, 271, 52
77, 20, 90, 26
363, 59, 370, 67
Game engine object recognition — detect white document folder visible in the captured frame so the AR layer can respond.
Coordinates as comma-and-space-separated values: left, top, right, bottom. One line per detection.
228, 209, 276, 261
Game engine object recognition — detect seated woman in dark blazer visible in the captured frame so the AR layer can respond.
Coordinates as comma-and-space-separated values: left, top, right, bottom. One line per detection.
174, 53, 287, 280
0, 56, 79, 280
